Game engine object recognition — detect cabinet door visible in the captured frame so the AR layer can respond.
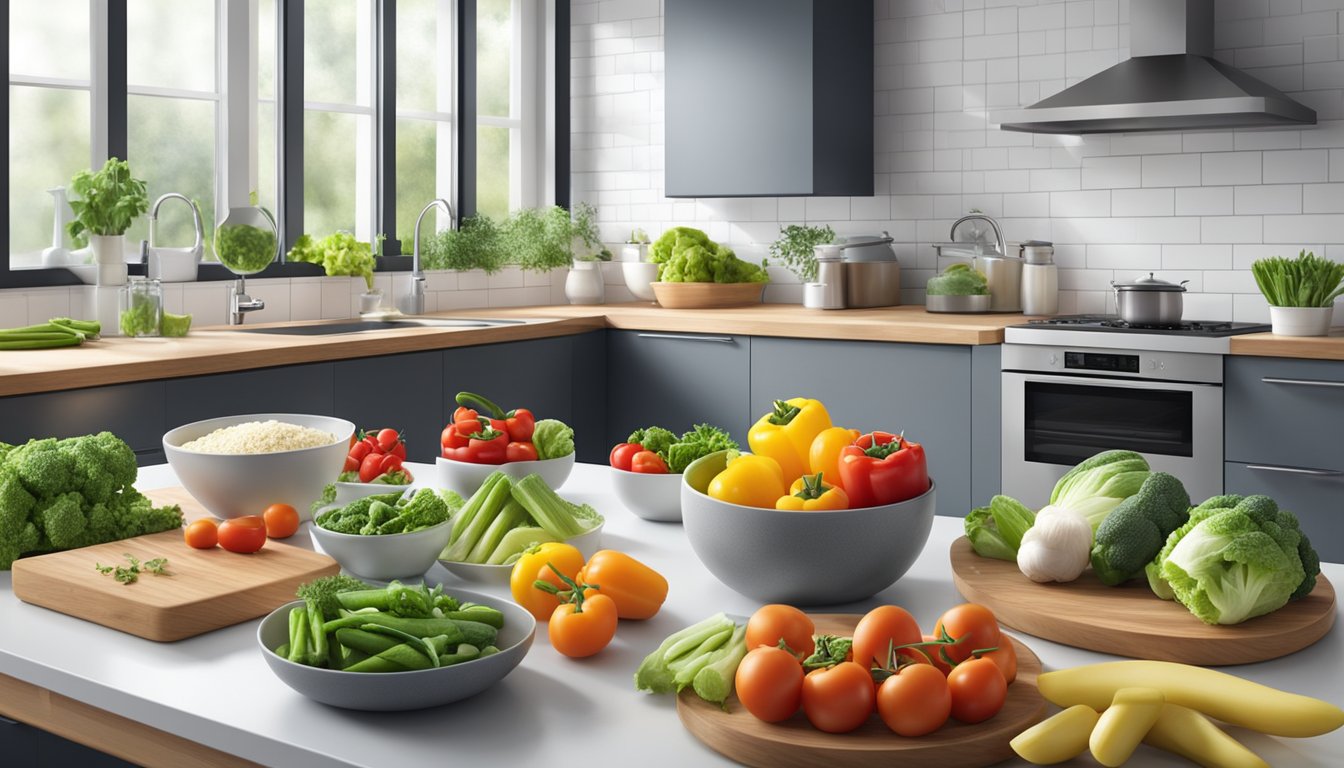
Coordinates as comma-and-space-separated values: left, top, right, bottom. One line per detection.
333, 352, 443, 463
1225, 462, 1344, 564
750, 337, 972, 518
606, 331, 752, 448
0, 715, 36, 768
0, 382, 167, 466
164, 363, 335, 431
1225, 356, 1344, 472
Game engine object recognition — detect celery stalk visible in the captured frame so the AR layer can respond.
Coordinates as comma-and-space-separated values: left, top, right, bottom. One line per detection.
486, 526, 558, 565
692, 625, 749, 705
512, 473, 598, 539
634, 613, 736, 694
441, 474, 512, 561
465, 499, 528, 564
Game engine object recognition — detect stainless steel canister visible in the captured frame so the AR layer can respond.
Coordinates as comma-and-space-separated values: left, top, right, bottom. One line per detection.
974, 252, 1024, 312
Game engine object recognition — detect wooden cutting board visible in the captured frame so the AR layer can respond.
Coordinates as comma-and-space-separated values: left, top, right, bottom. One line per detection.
677, 615, 1045, 768
950, 536, 1336, 665
11, 487, 339, 642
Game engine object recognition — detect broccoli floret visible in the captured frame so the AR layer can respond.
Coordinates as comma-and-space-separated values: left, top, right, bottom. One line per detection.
60, 431, 137, 503
629, 427, 677, 457
1089, 472, 1191, 586
315, 491, 402, 534
35, 492, 89, 550
388, 488, 449, 533
12, 439, 77, 499
361, 500, 400, 535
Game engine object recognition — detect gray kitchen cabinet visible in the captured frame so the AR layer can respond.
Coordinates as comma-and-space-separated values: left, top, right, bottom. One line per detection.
164, 363, 336, 430
606, 330, 752, 449
749, 337, 978, 518
0, 715, 134, 768
664, 0, 873, 197
0, 381, 167, 466
333, 351, 443, 463
1224, 355, 1344, 563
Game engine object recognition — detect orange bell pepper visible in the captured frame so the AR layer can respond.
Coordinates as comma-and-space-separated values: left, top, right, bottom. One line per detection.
578, 550, 669, 620
809, 426, 861, 490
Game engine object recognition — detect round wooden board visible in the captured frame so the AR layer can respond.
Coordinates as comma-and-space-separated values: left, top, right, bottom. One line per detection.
949, 536, 1337, 666
677, 615, 1045, 768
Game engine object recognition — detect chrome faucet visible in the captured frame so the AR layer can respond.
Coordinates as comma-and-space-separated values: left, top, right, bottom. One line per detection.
400, 198, 455, 316
951, 213, 1006, 257
229, 277, 265, 325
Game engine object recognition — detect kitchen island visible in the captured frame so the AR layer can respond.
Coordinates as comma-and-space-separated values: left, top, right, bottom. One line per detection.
2, 462, 1341, 768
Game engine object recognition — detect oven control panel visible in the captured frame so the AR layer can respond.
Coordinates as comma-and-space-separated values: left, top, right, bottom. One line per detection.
1064, 351, 1139, 373
1004, 343, 1224, 384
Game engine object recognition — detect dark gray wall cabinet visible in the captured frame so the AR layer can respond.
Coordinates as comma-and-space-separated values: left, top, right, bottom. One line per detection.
334, 351, 443, 463
664, 0, 874, 197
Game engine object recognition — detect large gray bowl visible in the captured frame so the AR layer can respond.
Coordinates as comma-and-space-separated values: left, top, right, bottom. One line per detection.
257, 589, 535, 711
680, 451, 936, 605
163, 413, 355, 519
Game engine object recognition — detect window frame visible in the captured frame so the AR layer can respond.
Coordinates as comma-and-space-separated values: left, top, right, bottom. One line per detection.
2, 0, 569, 288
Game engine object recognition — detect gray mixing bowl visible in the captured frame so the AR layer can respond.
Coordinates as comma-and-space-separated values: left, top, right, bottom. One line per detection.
680, 451, 936, 605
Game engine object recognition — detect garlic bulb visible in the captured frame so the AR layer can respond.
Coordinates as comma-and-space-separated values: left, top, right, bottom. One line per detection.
1017, 505, 1092, 583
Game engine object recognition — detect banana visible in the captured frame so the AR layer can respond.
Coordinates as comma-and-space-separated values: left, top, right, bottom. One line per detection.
1010, 704, 1100, 765
1089, 688, 1164, 767
1037, 661, 1344, 738
1144, 703, 1270, 768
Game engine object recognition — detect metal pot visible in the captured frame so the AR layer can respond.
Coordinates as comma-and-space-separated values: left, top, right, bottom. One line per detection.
1112, 273, 1188, 326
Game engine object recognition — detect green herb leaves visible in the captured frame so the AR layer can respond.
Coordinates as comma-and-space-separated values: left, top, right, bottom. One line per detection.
95, 554, 170, 585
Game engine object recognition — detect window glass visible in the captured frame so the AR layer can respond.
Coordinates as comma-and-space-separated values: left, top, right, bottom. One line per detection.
476, 0, 512, 119
476, 124, 511, 220
8, 86, 92, 266
397, 0, 452, 114
256, 0, 279, 217
304, 0, 370, 106
304, 110, 372, 237
127, 0, 216, 92
396, 118, 455, 239
126, 96, 217, 248
8, 0, 90, 81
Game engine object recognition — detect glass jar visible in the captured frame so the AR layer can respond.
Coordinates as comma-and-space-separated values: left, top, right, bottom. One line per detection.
119, 277, 163, 338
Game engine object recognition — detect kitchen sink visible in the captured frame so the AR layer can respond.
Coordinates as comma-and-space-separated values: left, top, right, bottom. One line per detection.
236, 317, 531, 335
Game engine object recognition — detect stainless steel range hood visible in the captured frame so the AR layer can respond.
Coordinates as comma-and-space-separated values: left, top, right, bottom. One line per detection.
998, 0, 1316, 135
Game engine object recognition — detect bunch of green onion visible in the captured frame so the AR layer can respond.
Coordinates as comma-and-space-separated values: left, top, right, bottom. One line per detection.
1251, 250, 1344, 307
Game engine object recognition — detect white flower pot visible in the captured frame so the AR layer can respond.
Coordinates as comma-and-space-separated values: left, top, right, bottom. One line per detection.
1269, 306, 1334, 337
565, 262, 605, 305
88, 234, 127, 286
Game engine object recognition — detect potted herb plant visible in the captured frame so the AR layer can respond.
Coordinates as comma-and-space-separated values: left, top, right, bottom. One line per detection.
1251, 250, 1344, 336
66, 157, 150, 279
565, 202, 610, 304
768, 224, 837, 284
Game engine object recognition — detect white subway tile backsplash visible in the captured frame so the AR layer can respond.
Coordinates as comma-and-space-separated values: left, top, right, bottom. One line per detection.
1234, 184, 1304, 213
1112, 188, 1174, 216
1050, 190, 1110, 217
1162, 244, 1235, 270
1081, 155, 1141, 189
1142, 154, 1202, 187
1263, 149, 1331, 182
1202, 152, 1263, 185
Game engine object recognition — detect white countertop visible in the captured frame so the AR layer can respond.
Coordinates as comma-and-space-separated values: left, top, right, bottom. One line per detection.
2, 462, 1342, 768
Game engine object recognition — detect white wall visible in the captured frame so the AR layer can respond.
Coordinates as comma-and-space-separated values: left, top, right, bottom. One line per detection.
571, 0, 1344, 320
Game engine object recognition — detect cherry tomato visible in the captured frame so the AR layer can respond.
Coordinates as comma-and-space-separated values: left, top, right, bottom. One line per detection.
377, 453, 403, 477
183, 518, 218, 549
851, 605, 921, 672
348, 440, 372, 463
745, 604, 815, 658
981, 642, 1017, 684
877, 663, 952, 736
506, 441, 539, 462
262, 503, 300, 539
904, 634, 956, 676
217, 515, 267, 554
358, 452, 384, 483
362, 434, 380, 453
934, 603, 1002, 665
801, 661, 876, 734
630, 450, 669, 474
548, 593, 618, 658
390, 440, 407, 460
735, 646, 804, 722
375, 428, 401, 454
342, 455, 360, 473
947, 657, 1008, 724
609, 442, 644, 471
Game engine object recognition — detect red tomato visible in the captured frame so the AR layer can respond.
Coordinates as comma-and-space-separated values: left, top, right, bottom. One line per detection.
506, 441, 539, 462
390, 441, 407, 460
262, 503, 300, 539
377, 453, 403, 477
947, 657, 1008, 724
981, 642, 1018, 684
630, 450, 669, 474
348, 440, 372, 463
877, 663, 952, 736
745, 604, 815, 658
375, 428, 401, 454
934, 603, 1002, 665
183, 518, 218, 549
851, 605, 922, 672
362, 434, 380, 453
217, 516, 267, 554
735, 646, 804, 722
801, 662, 876, 734
609, 442, 643, 471
358, 452, 383, 483
342, 455, 360, 473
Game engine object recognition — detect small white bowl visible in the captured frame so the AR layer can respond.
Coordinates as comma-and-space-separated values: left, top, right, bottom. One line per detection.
435, 452, 575, 495
622, 261, 660, 301
438, 521, 604, 585
310, 518, 453, 581
332, 479, 414, 506
610, 467, 683, 522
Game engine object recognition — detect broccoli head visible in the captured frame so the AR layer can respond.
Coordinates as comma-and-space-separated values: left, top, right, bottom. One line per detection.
11, 439, 77, 499
60, 431, 138, 503
1089, 472, 1190, 586
628, 427, 677, 457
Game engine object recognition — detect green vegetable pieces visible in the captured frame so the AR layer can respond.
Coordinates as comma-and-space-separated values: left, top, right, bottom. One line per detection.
926, 263, 989, 296
965, 495, 1036, 561
1147, 494, 1321, 625
439, 472, 603, 565
532, 419, 576, 460
216, 223, 278, 274
634, 613, 746, 705
627, 423, 738, 474
649, 227, 768, 284
314, 488, 454, 536
287, 231, 379, 290
1089, 472, 1190, 586
95, 553, 170, 585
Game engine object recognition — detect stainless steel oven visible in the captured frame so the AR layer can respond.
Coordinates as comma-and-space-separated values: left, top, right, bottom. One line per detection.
1001, 342, 1225, 509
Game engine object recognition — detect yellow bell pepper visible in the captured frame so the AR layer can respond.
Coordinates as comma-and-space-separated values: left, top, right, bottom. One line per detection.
776, 473, 849, 511
747, 398, 833, 483
809, 426, 861, 490
708, 453, 787, 509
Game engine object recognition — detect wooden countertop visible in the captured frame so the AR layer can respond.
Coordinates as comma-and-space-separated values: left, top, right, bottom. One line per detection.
1229, 331, 1344, 361
0, 304, 1028, 398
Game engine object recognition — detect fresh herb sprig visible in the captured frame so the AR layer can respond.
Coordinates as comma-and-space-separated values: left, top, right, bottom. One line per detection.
95, 554, 170, 585
768, 224, 836, 283
1252, 250, 1344, 308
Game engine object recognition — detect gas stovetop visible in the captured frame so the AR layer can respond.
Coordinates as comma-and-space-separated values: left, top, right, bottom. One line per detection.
1019, 314, 1270, 337
1005, 315, 1270, 354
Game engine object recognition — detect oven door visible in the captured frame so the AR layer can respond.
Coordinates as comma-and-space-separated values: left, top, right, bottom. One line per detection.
1001, 372, 1223, 509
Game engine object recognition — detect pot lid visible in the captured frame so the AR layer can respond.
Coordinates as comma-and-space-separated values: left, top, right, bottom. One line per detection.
1113, 272, 1189, 292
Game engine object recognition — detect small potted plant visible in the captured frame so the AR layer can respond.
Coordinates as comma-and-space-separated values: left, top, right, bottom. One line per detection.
1252, 250, 1344, 336
287, 231, 384, 310
768, 224, 837, 284
565, 202, 610, 305
66, 157, 150, 281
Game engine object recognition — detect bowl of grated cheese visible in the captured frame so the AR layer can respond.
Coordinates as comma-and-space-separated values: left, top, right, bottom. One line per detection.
164, 414, 356, 520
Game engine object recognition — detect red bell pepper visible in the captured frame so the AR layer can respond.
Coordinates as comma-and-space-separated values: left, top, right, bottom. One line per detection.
837, 431, 929, 508
456, 392, 535, 442
444, 422, 509, 464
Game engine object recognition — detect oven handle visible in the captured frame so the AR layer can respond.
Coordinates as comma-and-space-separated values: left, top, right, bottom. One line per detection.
1261, 377, 1344, 389
1001, 371, 1219, 391
1246, 464, 1344, 478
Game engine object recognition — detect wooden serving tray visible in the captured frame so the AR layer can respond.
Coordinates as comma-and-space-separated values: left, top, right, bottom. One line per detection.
677, 614, 1045, 768
949, 536, 1336, 665
11, 487, 339, 642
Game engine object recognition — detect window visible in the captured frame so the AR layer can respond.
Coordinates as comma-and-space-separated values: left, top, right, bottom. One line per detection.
4, 0, 561, 284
